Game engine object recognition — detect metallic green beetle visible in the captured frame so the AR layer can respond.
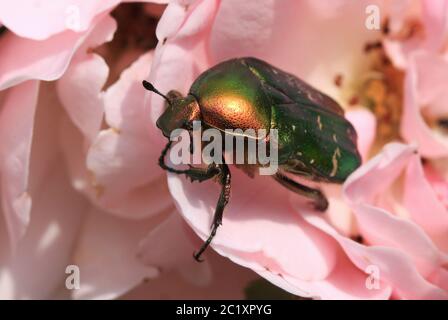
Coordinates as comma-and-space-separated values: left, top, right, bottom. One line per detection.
143, 57, 361, 261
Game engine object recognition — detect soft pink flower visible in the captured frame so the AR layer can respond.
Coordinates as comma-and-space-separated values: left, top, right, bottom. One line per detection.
1, 0, 448, 300
0, 0, 254, 299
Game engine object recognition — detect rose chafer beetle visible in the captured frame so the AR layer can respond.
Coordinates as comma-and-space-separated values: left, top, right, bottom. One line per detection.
143, 57, 361, 261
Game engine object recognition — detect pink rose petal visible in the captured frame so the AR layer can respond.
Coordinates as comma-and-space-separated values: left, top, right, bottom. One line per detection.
55, 14, 117, 143
103, 52, 153, 136
0, 160, 86, 299
344, 143, 416, 202
0, 81, 39, 249
421, 0, 448, 53
138, 212, 213, 287
345, 108, 377, 161
303, 212, 448, 299
0, 0, 168, 40
125, 246, 256, 299
168, 169, 340, 282
0, 13, 116, 91
344, 143, 448, 272
401, 54, 448, 158
412, 53, 448, 118
71, 207, 158, 300
258, 250, 392, 300
57, 54, 108, 142
59, 51, 172, 220
0, 0, 118, 40
86, 129, 173, 218
86, 52, 172, 218
383, 0, 448, 69
61, 124, 172, 219
336, 143, 448, 298
403, 156, 448, 236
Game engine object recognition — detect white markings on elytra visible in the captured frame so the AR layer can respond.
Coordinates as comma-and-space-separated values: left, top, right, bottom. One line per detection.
317, 116, 323, 130
330, 147, 341, 177
333, 134, 338, 143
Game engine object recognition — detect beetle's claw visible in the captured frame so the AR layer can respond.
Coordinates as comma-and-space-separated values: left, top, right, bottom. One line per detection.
193, 251, 205, 263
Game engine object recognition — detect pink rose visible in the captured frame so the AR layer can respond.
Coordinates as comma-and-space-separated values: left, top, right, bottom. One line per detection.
1, 0, 448, 300
0, 1, 254, 299
147, 0, 448, 299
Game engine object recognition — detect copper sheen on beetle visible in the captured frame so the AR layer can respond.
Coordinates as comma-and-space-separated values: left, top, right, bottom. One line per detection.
143, 57, 361, 262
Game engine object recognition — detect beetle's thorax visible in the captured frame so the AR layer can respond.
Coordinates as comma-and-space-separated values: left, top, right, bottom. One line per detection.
156, 93, 200, 138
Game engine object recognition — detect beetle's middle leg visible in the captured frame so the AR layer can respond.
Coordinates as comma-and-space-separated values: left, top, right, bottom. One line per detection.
274, 172, 328, 211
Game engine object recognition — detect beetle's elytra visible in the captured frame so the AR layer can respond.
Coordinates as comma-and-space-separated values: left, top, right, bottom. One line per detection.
143, 57, 361, 261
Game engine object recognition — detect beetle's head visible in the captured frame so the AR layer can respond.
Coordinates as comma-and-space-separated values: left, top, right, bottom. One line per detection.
142, 81, 200, 138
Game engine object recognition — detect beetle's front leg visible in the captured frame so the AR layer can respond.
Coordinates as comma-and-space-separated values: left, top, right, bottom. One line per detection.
274, 172, 328, 211
158, 140, 220, 182
193, 162, 231, 262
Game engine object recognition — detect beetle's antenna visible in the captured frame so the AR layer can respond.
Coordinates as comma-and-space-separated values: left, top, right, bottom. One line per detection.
142, 80, 172, 105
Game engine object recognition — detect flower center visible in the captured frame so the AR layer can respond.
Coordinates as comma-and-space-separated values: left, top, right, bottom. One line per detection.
357, 44, 405, 155
94, 3, 163, 88
342, 17, 430, 156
